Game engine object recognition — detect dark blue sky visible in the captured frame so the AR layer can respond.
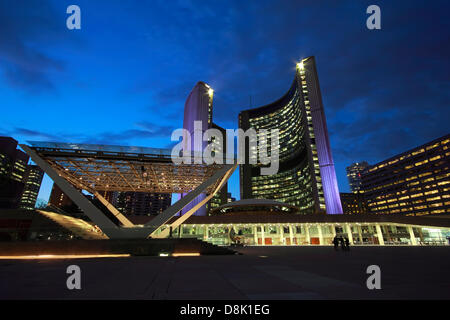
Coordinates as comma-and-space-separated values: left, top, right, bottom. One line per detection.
1, 0, 449, 203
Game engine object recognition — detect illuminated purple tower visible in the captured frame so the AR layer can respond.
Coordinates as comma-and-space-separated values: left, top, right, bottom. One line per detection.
180, 81, 214, 216
239, 56, 343, 214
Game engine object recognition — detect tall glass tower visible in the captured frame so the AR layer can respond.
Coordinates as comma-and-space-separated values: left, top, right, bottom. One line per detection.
239, 56, 343, 214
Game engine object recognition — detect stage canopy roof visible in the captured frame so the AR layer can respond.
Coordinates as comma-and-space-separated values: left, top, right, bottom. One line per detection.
26, 141, 228, 194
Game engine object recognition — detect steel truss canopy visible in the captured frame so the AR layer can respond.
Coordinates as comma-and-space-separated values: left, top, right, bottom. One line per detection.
26, 141, 227, 195
21, 141, 237, 239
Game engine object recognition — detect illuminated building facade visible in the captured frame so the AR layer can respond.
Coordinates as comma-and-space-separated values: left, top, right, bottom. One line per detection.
340, 192, 368, 215
48, 184, 77, 211
165, 211, 450, 246
239, 56, 342, 214
207, 192, 226, 214
227, 192, 236, 203
115, 191, 172, 217
2, 209, 449, 245
19, 165, 44, 210
361, 134, 450, 216
182, 82, 228, 216
346, 161, 370, 192
0, 137, 30, 209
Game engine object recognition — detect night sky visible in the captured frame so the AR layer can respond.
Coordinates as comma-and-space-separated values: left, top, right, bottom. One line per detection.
0, 0, 449, 204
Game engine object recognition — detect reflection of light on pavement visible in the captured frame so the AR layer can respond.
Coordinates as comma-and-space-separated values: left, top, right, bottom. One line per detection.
172, 253, 200, 257
0, 254, 130, 259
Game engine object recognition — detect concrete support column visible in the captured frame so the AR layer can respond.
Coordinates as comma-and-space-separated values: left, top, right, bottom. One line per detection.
408, 226, 418, 246
279, 225, 284, 245
375, 224, 385, 246
179, 226, 183, 238
253, 226, 258, 245
384, 225, 392, 243
358, 225, 363, 244
318, 225, 323, 245
260, 225, 265, 246
418, 228, 424, 244
305, 225, 310, 245
346, 224, 354, 245
204, 225, 209, 241
289, 225, 294, 245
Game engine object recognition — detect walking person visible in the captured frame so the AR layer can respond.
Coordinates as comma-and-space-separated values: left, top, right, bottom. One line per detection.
333, 235, 339, 250
340, 236, 346, 251
344, 237, 350, 251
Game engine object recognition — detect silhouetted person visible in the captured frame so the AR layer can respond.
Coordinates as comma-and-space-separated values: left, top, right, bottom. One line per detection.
333, 236, 339, 250
340, 236, 346, 250
344, 237, 350, 251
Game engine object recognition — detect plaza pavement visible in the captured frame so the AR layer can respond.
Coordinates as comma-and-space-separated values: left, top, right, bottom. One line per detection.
1, 246, 449, 299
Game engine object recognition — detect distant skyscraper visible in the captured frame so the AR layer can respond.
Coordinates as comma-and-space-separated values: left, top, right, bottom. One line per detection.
346, 162, 370, 193
340, 192, 367, 214
0, 137, 30, 209
227, 192, 236, 203
19, 165, 44, 210
239, 56, 343, 214
48, 184, 77, 211
115, 192, 171, 216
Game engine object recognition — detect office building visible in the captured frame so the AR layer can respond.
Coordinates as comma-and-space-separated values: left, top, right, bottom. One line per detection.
48, 184, 77, 211
181, 82, 228, 216
361, 134, 450, 216
115, 192, 172, 217
239, 56, 342, 214
19, 165, 44, 210
227, 192, 236, 203
0, 137, 29, 209
346, 162, 370, 193
340, 192, 368, 215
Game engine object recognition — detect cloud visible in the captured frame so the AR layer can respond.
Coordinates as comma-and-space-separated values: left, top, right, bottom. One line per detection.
14, 128, 62, 141
2, 0, 449, 194
10, 122, 177, 147
0, 1, 66, 92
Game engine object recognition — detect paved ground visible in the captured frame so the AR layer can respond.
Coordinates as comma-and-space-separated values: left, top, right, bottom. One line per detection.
1, 246, 449, 299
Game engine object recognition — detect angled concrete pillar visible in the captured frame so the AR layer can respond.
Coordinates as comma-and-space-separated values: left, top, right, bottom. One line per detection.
149, 164, 236, 238
21, 145, 119, 238
93, 191, 133, 227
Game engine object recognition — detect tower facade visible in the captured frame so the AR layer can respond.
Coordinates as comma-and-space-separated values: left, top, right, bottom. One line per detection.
0, 136, 30, 209
239, 57, 343, 214
346, 161, 370, 193
181, 82, 215, 216
19, 165, 44, 210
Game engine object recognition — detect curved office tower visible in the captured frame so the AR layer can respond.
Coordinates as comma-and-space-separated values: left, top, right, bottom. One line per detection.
239, 56, 343, 214
181, 81, 214, 216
